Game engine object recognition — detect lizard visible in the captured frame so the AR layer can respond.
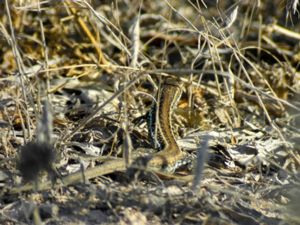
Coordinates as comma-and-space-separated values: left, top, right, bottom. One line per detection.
7, 78, 194, 194
146, 78, 193, 172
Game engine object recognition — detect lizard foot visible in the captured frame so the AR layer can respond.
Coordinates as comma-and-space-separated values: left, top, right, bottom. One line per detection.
147, 150, 194, 173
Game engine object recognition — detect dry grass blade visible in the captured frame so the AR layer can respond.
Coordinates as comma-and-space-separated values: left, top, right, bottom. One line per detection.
36, 100, 53, 144
130, 15, 140, 68
192, 135, 210, 192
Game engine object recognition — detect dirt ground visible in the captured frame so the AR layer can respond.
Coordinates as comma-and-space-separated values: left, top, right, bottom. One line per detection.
0, 1, 300, 224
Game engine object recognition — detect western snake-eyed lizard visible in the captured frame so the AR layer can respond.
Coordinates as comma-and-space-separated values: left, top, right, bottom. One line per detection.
7, 79, 194, 194
146, 78, 193, 172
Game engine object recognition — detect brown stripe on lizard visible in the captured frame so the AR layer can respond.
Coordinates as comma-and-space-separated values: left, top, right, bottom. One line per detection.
146, 78, 192, 172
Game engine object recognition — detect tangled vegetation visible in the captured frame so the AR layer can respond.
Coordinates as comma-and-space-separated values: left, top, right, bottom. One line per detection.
0, 0, 299, 224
